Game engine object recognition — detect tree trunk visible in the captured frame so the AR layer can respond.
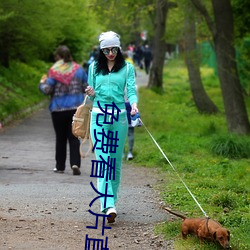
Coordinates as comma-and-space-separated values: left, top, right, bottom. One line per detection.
212, 0, 250, 134
147, 0, 169, 89
191, 0, 250, 134
184, 4, 218, 114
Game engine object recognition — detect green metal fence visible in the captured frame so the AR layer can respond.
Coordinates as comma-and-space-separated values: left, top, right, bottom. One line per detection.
198, 39, 250, 95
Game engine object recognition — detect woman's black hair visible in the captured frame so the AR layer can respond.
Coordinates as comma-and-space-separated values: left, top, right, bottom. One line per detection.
95, 48, 126, 75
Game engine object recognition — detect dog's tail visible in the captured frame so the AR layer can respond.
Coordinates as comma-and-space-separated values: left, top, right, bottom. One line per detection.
162, 206, 187, 220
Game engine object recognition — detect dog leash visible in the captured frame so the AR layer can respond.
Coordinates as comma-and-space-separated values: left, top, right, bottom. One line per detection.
139, 118, 209, 218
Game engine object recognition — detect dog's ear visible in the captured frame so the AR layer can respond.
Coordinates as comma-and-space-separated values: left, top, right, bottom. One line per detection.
227, 230, 230, 240
213, 231, 217, 240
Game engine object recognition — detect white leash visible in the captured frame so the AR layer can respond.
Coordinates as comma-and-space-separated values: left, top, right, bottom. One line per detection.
139, 118, 209, 218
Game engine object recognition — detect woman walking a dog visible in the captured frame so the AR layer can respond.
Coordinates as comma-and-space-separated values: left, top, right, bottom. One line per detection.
85, 31, 138, 223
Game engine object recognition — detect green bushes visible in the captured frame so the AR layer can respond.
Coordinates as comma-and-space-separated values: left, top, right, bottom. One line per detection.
210, 134, 250, 159
0, 60, 49, 123
0, 0, 99, 66
210, 191, 238, 210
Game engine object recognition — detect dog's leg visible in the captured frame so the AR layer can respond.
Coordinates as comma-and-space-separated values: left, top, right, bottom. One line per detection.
181, 231, 188, 240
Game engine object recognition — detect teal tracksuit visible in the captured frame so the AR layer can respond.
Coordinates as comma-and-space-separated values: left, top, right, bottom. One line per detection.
88, 62, 137, 212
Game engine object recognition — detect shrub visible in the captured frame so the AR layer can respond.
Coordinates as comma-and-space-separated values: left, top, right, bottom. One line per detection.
210, 191, 237, 209
210, 135, 250, 159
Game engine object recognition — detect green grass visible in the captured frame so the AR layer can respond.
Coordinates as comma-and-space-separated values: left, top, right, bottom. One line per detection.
0, 60, 50, 123
128, 58, 250, 250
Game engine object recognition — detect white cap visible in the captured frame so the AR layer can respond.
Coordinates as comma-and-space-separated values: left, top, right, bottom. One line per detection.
99, 31, 121, 49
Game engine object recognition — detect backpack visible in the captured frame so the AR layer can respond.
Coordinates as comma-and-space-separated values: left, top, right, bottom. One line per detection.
72, 95, 93, 158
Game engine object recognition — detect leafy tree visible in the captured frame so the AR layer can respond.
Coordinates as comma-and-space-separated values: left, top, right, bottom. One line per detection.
54, 1, 99, 62
232, 0, 250, 39
148, 0, 177, 89
0, 0, 57, 66
0, 0, 99, 67
90, 0, 155, 47
164, 1, 184, 44
183, 1, 218, 114
190, 0, 250, 134
232, 0, 250, 95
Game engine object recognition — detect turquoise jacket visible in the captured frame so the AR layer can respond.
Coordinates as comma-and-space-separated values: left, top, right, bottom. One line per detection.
87, 62, 138, 110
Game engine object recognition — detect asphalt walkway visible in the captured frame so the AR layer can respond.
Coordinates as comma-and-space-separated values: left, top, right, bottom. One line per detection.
0, 69, 171, 249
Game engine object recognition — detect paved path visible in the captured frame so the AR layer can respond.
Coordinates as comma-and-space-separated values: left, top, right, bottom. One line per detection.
135, 68, 149, 88
0, 71, 172, 249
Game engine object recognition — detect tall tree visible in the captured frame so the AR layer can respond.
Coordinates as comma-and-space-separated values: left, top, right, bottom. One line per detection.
232, 0, 250, 96
191, 0, 250, 134
148, 0, 176, 89
0, 0, 97, 66
90, 0, 155, 47
184, 1, 218, 114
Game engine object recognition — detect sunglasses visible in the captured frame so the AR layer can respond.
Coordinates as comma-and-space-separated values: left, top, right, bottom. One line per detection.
102, 47, 119, 55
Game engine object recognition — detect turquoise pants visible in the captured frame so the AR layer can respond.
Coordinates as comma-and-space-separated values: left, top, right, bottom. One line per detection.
90, 109, 128, 212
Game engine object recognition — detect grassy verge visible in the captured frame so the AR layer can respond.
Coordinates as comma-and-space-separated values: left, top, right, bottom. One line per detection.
0, 60, 50, 125
129, 58, 250, 250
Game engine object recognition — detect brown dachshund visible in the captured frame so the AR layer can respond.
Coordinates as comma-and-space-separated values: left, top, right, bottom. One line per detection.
162, 207, 231, 249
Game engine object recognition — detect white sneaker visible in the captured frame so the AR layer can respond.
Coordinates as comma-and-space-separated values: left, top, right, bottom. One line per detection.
53, 168, 64, 173
127, 152, 133, 160
106, 207, 117, 223
72, 165, 81, 175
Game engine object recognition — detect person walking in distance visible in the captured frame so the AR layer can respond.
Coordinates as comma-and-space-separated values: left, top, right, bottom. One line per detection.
123, 51, 137, 160
85, 31, 138, 223
39, 45, 88, 175
143, 44, 152, 74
